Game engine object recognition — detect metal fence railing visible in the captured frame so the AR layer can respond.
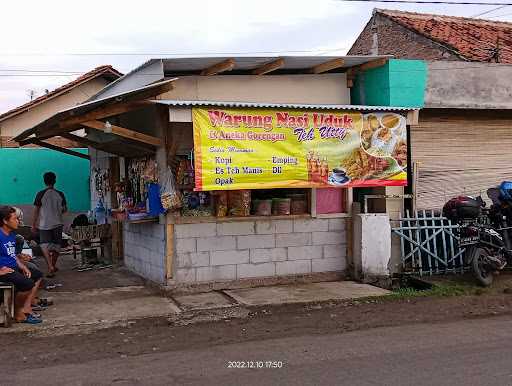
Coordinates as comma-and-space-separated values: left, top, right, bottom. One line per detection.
391, 210, 466, 276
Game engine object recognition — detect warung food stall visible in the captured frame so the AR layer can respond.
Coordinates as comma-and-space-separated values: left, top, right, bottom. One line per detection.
13, 56, 418, 288
157, 99, 411, 287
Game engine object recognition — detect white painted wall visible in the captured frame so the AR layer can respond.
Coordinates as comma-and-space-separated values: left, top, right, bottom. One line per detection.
353, 214, 391, 279
159, 74, 350, 105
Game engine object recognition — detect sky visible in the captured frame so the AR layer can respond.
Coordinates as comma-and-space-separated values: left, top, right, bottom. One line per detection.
1, 0, 512, 114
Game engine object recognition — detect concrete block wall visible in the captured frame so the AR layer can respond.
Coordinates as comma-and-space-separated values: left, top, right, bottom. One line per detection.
123, 222, 166, 284
174, 217, 348, 283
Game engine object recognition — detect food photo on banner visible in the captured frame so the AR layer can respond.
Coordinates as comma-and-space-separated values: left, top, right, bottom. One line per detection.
192, 107, 408, 191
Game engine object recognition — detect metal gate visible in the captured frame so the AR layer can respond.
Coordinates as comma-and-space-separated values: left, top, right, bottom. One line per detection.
391, 210, 466, 276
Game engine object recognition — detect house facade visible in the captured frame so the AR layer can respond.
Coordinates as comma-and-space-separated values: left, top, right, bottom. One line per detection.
14, 56, 426, 286
0, 66, 121, 221
349, 9, 512, 210
349, 9, 511, 63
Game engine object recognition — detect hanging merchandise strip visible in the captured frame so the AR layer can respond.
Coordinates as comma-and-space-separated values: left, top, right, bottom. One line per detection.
93, 167, 110, 199
127, 157, 159, 205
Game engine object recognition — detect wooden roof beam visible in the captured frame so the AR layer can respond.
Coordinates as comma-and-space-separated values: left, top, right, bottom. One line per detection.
17, 137, 34, 146
200, 59, 235, 76
358, 58, 388, 72
81, 120, 163, 147
13, 80, 174, 143
346, 58, 388, 77
28, 100, 154, 143
252, 58, 285, 75
59, 133, 102, 148
31, 124, 84, 142
59, 100, 152, 128
60, 133, 154, 157
309, 58, 345, 74
26, 99, 148, 141
24, 139, 90, 160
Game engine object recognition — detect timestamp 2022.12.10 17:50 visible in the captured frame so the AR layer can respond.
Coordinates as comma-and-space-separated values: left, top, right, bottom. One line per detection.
227, 361, 284, 369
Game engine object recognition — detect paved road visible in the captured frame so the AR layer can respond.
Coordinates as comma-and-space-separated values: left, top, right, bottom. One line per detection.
9, 316, 512, 386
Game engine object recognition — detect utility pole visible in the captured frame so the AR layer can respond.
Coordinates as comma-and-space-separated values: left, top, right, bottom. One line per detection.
27, 89, 36, 101
496, 36, 501, 63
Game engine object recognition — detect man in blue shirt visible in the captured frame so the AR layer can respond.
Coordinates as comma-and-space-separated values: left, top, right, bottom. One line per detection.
0, 206, 43, 324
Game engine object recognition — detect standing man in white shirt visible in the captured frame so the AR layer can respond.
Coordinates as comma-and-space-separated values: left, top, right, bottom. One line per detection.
31, 172, 67, 277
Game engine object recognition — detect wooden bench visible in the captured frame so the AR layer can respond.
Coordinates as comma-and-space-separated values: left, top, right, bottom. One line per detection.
0, 282, 15, 327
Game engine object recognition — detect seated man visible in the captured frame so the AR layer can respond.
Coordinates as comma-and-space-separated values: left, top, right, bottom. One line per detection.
14, 233, 52, 309
0, 206, 43, 324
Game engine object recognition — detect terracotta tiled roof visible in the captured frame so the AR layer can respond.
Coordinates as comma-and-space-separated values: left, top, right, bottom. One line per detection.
376, 9, 512, 63
0, 65, 122, 122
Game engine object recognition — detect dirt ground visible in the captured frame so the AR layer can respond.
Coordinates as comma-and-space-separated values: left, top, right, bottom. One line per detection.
9, 250, 512, 372
32, 251, 144, 292
5, 281, 512, 372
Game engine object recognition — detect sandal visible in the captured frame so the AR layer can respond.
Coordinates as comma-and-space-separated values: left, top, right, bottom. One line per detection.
18, 314, 42, 324
77, 267, 93, 272
36, 298, 53, 307
44, 283, 62, 290
25, 312, 42, 319
31, 305, 47, 312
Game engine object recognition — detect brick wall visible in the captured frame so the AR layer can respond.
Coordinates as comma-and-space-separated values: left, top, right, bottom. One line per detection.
349, 19, 376, 57
348, 14, 461, 61
123, 222, 166, 284
174, 217, 347, 283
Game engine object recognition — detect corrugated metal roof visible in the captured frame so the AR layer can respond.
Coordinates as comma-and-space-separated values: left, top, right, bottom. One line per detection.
150, 99, 417, 111
161, 55, 390, 73
89, 55, 390, 101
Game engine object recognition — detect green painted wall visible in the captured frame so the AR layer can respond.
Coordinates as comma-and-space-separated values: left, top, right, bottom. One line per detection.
0, 148, 90, 211
351, 59, 427, 108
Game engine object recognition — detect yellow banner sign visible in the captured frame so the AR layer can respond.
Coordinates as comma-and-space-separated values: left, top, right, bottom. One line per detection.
193, 107, 407, 191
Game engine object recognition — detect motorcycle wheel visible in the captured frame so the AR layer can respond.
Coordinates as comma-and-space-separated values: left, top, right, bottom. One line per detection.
470, 247, 494, 287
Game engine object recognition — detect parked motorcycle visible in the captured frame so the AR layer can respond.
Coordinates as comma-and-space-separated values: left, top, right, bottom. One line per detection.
443, 185, 512, 286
